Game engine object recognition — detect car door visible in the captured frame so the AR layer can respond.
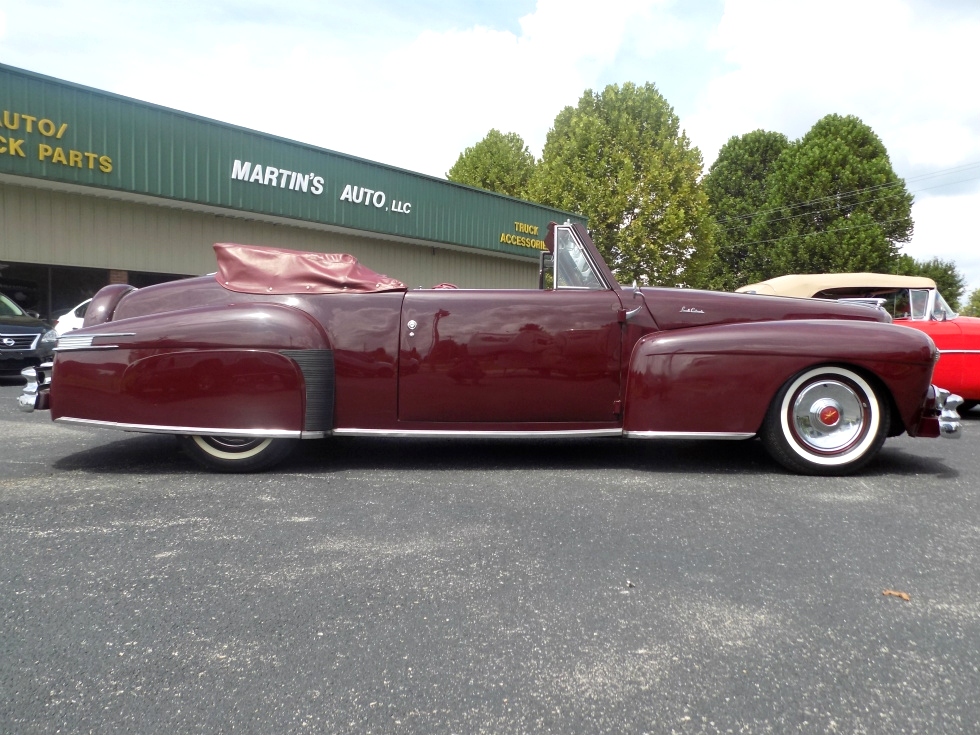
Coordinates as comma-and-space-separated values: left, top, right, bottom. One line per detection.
397, 289, 624, 424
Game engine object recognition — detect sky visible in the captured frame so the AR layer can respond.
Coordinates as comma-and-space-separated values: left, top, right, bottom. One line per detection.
2, 0, 979, 295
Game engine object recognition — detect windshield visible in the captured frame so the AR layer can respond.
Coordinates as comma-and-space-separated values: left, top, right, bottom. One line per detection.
933, 290, 958, 320
0, 292, 26, 317
842, 287, 953, 321
554, 226, 604, 289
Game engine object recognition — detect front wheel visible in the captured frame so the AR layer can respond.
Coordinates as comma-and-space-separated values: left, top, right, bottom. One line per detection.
178, 435, 297, 472
761, 366, 889, 476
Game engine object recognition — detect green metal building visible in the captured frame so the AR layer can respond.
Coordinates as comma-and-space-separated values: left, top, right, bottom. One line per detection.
0, 63, 584, 319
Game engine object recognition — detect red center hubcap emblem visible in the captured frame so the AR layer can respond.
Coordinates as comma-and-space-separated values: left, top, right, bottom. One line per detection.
819, 406, 840, 426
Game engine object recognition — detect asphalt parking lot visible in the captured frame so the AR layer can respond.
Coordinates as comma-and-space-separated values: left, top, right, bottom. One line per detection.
2, 379, 979, 734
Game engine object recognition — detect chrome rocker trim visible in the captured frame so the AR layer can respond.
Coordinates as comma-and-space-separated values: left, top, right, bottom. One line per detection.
54, 416, 325, 439
309, 428, 756, 440
333, 428, 623, 439
626, 431, 756, 440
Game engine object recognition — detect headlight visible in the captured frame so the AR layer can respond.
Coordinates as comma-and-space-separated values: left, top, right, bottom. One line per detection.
40, 329, 59, 346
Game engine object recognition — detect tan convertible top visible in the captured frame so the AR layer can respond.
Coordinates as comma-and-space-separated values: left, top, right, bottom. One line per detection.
736, 273, 937, 298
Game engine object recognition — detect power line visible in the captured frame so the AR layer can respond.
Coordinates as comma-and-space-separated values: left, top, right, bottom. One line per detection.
711, 161, 980, 233
726, 215, 916, 251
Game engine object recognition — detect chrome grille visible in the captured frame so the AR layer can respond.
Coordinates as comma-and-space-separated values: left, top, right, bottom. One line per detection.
0, 333, 40, 350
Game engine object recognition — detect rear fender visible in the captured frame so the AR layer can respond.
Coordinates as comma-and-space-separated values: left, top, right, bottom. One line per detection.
623, 320, 937, 436
52, 303, 334, 435
83, 284, 136, 328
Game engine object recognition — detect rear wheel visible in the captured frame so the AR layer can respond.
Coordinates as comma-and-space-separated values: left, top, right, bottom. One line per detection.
761, 366, 889, 476
178, 435, 297, 472
957, 400, 978, 415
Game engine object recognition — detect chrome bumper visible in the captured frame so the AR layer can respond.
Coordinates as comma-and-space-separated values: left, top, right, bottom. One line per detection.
933, 385, 962, 439
18, 361, 52, 412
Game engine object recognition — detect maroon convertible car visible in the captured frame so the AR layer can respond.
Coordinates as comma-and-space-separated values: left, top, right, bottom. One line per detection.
19, 222, 962, 475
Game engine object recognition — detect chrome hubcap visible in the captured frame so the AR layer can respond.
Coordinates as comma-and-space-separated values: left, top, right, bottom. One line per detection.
791, 380, 867, 453
201, 436, 267, 453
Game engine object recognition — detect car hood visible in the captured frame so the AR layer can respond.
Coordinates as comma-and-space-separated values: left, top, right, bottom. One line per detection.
953, 314, 980, 335
641, 288, 891, 331
0, 315, 50, 332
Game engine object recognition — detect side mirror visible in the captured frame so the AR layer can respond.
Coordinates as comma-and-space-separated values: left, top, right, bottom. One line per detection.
624, 280, 645, 321
538, 251, 555, 290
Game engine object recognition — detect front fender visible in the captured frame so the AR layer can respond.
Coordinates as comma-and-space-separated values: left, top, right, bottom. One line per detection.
623, 320, 937, 435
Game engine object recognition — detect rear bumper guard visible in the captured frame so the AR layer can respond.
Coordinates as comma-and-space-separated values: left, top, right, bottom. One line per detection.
18, 361, 52, 412
937, 387, 963, 439
916, 385, 962, 439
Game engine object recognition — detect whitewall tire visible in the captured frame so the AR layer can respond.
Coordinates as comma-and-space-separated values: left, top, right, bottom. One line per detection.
761, 366, 889, 476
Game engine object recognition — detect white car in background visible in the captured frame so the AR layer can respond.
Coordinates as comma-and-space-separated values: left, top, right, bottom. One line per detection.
54, 299, 92, 336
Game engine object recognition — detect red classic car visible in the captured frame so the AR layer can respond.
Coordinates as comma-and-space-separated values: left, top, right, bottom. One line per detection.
19, 222, 962, 475
737, 273, 980, 413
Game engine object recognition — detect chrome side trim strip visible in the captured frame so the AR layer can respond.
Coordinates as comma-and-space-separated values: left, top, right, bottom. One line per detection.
938, 349, 980, 355
626, 431, 756, 440
53, 345, 124, 352
54, 416, 312, 438
56, 332, 136, 351
333, 428, 623, 439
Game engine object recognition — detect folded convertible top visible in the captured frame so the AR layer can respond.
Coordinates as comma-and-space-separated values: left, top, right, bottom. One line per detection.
214, 243, 407, 295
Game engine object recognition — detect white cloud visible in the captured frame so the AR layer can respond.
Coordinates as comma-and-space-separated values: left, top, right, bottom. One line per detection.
2, 0, 978, 288
909, 193, 980, 296
12, 0, 659, 178
682, 0, 980, 291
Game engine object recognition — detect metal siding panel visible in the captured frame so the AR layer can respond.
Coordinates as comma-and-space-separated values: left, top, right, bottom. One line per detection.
1, 182, 539, 286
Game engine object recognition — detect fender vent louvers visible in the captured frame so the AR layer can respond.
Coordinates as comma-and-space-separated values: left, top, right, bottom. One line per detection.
281, 349, 335, 432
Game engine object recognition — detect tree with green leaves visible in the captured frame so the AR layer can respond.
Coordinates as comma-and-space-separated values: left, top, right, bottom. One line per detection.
446, 129, 536, 199
527, 82, 715, 287
960, 287, 980, 317
703, 130, 789, 290
892, 254, 967, 310
745, 114, 913, 281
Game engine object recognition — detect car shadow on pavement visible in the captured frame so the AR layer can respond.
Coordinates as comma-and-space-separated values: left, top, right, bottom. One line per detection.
52, 433, 195, 475
50, 432, 958, 479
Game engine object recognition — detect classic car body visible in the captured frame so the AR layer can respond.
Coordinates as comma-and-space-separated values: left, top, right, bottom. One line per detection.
20, 223, 962, 475
738, 273, 980, 411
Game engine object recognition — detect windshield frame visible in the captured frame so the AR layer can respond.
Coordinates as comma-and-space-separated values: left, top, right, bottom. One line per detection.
552, 224, 611, 291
